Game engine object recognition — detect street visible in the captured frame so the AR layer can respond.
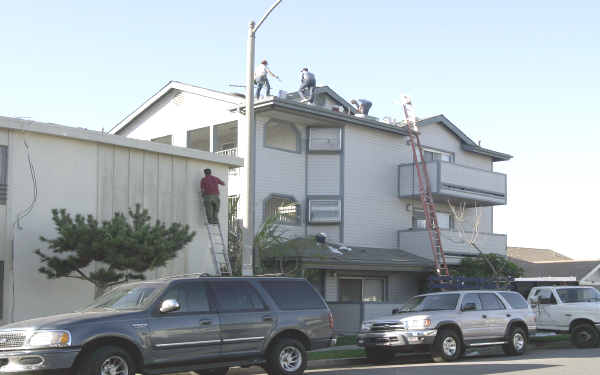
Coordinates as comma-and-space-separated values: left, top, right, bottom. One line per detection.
227, 346, 600, 375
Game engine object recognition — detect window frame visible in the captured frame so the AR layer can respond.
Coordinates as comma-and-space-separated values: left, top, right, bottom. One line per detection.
263, 119, 301, 154
479, 293, 507, 311
308, 198, 342, 224
0, 145, 7, 205
418, 146, 455, 163
264, 194, 301, 226
412, 209, 454, 230
307, 127, 342, 153
150, 135, 173, 145
338, 276, 387, 303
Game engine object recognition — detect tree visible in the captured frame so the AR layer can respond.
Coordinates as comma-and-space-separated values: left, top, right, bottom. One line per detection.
35, 204, 195, 295
454, 254, 523, 279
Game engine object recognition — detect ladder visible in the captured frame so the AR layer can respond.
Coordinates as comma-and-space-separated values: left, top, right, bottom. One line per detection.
202, 206, 233, 276
402, 106, 450, 277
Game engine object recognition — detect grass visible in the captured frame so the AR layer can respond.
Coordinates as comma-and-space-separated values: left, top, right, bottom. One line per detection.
335, 335, 358, 346
531, 334, 570, 343
309, 349, 365, 361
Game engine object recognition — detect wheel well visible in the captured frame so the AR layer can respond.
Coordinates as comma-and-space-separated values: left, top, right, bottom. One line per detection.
436, 323, 463, 342
569, 319, 596, 333
507, 320, 529, 337
267, 330, 311, 353
74, 337, 143, 370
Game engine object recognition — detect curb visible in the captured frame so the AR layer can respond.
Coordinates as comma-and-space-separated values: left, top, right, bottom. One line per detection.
307, 357, 367, 369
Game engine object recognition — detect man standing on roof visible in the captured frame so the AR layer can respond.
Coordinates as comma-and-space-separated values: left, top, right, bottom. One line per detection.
298, 67, 316, 104
201, 168, 225, 224
351, 99, 373, 116
255, 60, 279, 98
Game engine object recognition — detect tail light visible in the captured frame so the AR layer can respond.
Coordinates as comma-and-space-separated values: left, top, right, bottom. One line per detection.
328, 311, 334, 329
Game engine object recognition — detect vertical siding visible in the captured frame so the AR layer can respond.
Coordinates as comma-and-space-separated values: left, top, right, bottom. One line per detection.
307, 154, 340, 195
325, 271, 338, 302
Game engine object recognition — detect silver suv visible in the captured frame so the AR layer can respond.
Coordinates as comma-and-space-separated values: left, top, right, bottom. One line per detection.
358, 290, 536, 363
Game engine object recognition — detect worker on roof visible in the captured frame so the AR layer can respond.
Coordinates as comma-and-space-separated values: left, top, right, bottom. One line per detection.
254, 60, 279, 99
298, 67, 316, 104
351, 99, 373, 116
201, 168, 225, 224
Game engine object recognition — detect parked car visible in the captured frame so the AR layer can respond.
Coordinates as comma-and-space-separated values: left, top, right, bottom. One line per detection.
0, 276, 335, 375
357, 290, 536, 363
528, 285, 600, 348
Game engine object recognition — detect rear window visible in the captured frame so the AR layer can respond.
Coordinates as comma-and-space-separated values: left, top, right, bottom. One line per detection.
499, 292, 529, 309
260, 280, 326, 310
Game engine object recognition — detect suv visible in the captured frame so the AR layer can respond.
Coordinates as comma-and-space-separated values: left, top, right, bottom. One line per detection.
528, 286, 600, 348
0, 276, 335, 375
358, 290, 536, 363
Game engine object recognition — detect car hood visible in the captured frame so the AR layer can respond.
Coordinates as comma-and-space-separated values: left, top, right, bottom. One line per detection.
0, 310, 144, 330
367, 310, 448, 323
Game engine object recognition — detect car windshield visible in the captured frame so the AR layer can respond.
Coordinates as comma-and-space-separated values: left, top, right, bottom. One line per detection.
83, 283, 164, 311
556, 288, 600, 303
399, 293, 460, 312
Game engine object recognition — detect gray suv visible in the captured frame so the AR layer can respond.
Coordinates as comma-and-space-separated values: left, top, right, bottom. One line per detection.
0, 276, 335, 375
358, 290, 536, 363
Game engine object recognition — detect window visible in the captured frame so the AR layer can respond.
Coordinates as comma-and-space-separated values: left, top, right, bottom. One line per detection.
479, 293, 506, 310
264, 120, 300, 152
533, 288, 557, 305
421, 148, 453, 162
210, 281, 267, 312
499, 292, 529, 309
399, 294, 460, 312
339, 278, 385, 302
187, 127, 210, 151
151, 135, 172, 145
412, 209, 453, 230
308, 128, 342, 152
461, 293, 482, 311
308, 199, 341, 224
556, 288, 600, 303
264, 195, 300, 225
160, 282, 212, 313
0, 146, 7, 205
260, 280, 326, 310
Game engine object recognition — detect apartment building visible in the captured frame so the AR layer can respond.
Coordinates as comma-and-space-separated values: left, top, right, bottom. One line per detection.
112, 81, 512, 304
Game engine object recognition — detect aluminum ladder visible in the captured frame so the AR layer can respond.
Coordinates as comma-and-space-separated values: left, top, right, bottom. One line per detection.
202, 205, 232, 276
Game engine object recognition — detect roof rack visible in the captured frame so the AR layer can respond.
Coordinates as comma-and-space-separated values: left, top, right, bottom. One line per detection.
160, 273, 217, 280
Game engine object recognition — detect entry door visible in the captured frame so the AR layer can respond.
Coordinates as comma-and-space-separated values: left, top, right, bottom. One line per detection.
478, 293, 510, 340
457, 293, 488, 341
210, 280, 275, 357
148, 281, 221, 364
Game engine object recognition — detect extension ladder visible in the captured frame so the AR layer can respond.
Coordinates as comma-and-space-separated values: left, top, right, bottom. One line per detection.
202, 205, 233, 276
402, 109, 450, 277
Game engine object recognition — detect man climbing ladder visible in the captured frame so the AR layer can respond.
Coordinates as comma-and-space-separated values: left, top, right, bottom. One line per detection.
201, 168, 225, 224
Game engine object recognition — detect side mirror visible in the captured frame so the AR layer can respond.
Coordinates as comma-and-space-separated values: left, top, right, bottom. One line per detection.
461, 302, 477, 312
392, 308, 400, 315
529, 296, 539, 306
160, 299, 180, 313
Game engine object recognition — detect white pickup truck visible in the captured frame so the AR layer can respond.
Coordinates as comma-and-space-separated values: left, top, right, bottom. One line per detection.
528, 286, 600, 348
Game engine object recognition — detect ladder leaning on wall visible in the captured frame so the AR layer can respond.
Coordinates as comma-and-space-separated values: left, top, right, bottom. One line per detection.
201, 203, 233, 276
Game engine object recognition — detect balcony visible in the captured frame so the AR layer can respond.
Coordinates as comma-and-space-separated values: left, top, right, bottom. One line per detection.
397, 229, 507, 265
398, 161, 507, 206
215, 147, 238, 157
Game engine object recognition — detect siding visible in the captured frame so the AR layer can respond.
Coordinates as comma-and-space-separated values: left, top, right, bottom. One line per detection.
307, 154, 340, 195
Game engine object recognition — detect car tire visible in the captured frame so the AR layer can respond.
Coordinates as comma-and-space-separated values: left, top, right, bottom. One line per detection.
76, 345, 135, 375
266, 338, 307, 375
571, 323, 600, 348
431, 328, 463, 363
365, 348, 395, 363
503, 326, 528, 356
195, 368, 229, 375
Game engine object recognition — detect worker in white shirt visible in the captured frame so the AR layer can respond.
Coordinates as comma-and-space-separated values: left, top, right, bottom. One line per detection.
254, 60, 279, 98
351, 99, 373, 116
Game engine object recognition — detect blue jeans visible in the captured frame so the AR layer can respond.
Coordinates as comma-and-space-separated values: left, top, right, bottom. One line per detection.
299, 78, 316, 103
255, 76, 270, 98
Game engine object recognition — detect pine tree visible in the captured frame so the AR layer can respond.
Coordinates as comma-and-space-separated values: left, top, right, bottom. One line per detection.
35, 204, 195, 295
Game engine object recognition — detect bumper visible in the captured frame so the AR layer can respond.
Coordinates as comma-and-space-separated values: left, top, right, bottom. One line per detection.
310, 337, 337, 350
0, 348, 80, 373
357, 329, 437, 348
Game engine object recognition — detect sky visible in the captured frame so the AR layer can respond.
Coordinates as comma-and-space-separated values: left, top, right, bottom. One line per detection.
2, 0, 599, 259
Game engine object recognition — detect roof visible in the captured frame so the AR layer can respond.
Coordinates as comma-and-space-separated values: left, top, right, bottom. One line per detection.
510, 258, 600, 280
262, 238, 433, 272
285, 86, 358, 114
507, 247, 572, 262
0, 116, 244, 167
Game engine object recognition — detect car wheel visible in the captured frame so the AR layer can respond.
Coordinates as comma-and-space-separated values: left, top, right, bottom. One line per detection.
365, 348, 395, 363
432, 328, 463, 363
503, 326, 527, 356
195, 368, 229, 375
571, 323, 600, 348
76, 345, 135, 375
266, 338, 307, 375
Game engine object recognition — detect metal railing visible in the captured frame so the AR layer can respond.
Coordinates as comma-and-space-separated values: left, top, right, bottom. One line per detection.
215, 147, 238, 157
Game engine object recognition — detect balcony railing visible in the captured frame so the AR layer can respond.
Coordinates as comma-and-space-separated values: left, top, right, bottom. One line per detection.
397, 229, 507, 265
215, 147, 238, 157
398, 160, 507, 206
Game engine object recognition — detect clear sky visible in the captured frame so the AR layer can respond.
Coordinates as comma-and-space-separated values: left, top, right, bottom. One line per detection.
2, 1, 599, 259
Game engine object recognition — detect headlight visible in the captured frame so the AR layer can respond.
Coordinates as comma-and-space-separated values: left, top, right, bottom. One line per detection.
405, 319, 432, 330
361, 321, 373, 331
27, 330, 71, 348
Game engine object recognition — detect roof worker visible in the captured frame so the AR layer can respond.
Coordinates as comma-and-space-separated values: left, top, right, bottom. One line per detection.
351, 99, 373, 116
298, 67, 316, 104
254, 60, 279, 99
200, 168, 225, 224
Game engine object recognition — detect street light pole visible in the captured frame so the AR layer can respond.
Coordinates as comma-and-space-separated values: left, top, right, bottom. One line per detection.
242, 0, 282, 276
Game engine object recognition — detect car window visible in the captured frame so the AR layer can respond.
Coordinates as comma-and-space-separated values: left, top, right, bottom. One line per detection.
499, 292, 529, 309
161, 282, 212, 313
211, 281, 268, 312
479, 293, 506, 310
260, 280, 326, 310
556, 288, 600, 303
535, 289, 557, 305
400, 294, 460, 312
461, 293, 482, 311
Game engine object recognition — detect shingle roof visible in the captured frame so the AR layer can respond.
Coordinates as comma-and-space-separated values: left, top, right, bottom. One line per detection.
510, 258, 600, 280
507, 247, 572, 262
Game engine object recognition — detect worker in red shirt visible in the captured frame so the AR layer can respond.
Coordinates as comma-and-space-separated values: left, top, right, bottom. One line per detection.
200, 168, 225, 224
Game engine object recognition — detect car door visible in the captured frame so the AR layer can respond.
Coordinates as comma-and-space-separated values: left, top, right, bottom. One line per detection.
210, 280, 275, 358
479, 293, 510, 340
532, 288, 559, 329
148, 280, 221, 364
457, 293, 489, 342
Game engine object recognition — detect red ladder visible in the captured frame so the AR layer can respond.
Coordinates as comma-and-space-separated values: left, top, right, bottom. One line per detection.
403, 119, 450, 277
